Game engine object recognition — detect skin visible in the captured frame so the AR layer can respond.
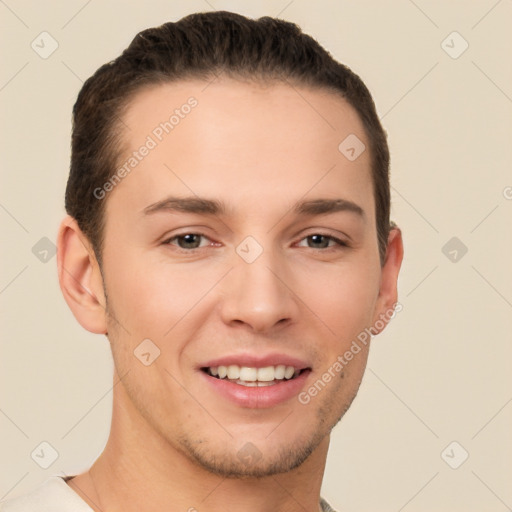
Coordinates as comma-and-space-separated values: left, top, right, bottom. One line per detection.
57, 77, 403, 512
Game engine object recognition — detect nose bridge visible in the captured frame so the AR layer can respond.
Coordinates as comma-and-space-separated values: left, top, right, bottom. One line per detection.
220, 236, 297, 331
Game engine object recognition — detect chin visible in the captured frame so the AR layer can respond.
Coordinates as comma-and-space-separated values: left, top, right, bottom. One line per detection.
175, 420, 328, 479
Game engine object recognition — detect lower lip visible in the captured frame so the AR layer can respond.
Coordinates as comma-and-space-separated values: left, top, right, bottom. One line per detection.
200, 370, 311, 409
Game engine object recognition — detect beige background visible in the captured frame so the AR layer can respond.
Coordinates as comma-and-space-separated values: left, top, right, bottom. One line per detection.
1, 1, 511, 510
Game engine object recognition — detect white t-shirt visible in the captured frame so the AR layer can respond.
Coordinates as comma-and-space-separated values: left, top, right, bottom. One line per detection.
0, 476, 337, 511
0, 477, 92, 511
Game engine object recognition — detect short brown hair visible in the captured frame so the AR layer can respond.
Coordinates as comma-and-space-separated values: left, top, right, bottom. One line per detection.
66, 10, 391, 264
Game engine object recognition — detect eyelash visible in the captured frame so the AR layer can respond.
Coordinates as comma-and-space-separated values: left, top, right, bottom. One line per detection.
162, 232, 349, 254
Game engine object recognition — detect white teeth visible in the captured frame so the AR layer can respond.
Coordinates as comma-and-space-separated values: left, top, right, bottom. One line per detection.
239, 367, 258, 381
274, 365, 286, 379
207, 364, 301, 382
227, 365, 239, 379
234, 380, 276, 387
284, 366, 295, 379
257, 366, 275, 382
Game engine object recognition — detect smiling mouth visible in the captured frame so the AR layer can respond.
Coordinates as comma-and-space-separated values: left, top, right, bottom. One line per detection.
201, 364, 309, 387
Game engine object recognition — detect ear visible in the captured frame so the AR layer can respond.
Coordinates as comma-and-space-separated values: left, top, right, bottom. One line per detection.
57, 215, 108, 334
371, 226, 404, 334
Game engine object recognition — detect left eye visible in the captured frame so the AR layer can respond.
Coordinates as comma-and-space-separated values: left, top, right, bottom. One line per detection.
296, 234, 346, 249
166, 233, 211, 250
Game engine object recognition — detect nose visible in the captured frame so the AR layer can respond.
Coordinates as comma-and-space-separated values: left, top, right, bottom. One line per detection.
219, 244, 299, 333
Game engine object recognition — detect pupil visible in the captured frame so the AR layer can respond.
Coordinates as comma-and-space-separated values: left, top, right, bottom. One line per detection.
180, 234, 200, 248
310, 234, 328, 248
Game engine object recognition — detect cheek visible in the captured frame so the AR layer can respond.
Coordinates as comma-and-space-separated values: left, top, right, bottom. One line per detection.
103, 250, 215, 335
298, 260, 380, 343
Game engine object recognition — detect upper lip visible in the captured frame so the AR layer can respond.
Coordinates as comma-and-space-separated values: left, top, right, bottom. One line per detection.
199, 353, 311, 370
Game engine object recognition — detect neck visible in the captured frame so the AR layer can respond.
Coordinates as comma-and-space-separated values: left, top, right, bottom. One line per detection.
69, 377, 329, 512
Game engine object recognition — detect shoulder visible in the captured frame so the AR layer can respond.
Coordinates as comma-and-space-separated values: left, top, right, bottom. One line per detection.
0, 477, 93, 512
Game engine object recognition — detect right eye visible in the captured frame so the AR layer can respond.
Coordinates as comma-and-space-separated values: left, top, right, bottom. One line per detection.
163, 233, 213, 251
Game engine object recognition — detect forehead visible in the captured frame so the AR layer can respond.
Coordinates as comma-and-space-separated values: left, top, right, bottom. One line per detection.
121, 77, 367, 151
107, 77, 373, 221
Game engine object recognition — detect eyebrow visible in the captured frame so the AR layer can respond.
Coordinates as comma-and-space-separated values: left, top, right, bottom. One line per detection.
293, 198, 364, 218
143, 196, 365, 219
143, 196, 226, 216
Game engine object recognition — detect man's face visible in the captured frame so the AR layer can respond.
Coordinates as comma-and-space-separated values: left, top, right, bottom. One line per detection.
98, 78, 390, 477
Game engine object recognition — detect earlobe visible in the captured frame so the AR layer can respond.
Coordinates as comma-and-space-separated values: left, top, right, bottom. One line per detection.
57, 215, 108, 334
372, 227, 404, 334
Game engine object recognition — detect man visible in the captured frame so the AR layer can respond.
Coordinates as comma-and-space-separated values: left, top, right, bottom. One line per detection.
1, 10, 402, 512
